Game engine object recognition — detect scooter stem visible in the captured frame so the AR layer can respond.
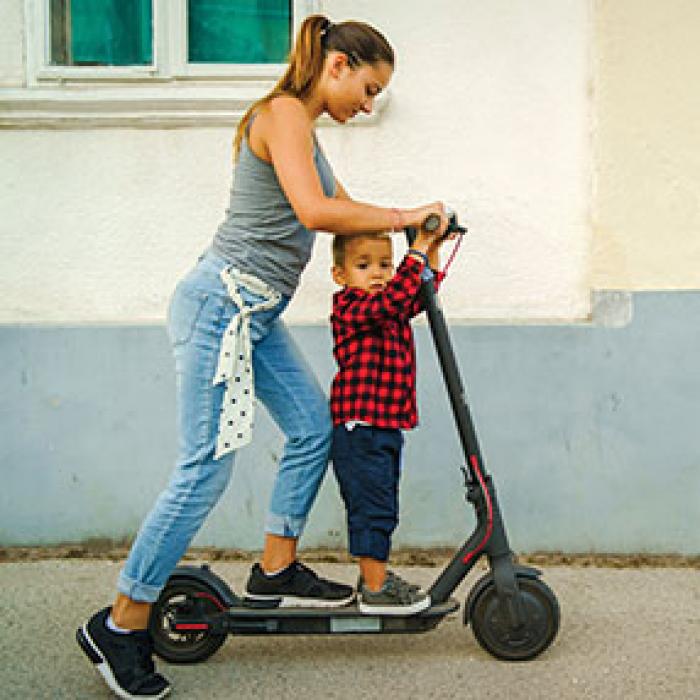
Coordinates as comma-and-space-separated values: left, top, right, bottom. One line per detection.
407, 235, 486, 481
406, 226, 525, 628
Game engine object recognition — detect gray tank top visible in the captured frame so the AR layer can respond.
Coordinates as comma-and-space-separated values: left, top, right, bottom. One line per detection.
212, 122, 336, 297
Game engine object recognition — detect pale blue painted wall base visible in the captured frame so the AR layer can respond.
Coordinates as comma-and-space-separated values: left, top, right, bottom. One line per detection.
1, 291, 698, 554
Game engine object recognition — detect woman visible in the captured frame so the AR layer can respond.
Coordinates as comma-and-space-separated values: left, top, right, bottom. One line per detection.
77, 15, 447, 699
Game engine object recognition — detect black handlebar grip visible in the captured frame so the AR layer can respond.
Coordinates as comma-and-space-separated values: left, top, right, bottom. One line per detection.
405, 209, 467, 246
405, 213, 440, 246
423, 212, 441, 233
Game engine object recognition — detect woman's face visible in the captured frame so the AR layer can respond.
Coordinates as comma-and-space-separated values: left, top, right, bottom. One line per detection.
323, 54, 393, 123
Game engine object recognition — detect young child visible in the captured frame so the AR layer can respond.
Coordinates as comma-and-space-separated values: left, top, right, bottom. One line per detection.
330, 225, 446, 615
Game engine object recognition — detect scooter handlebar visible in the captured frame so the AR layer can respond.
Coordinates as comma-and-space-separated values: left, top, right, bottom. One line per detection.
404, 208, 467, 246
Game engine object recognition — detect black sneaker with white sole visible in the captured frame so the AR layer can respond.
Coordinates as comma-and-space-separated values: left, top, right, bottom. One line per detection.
76, 607, 170, 699
245, 561, 355, 608
358, 571, 431, 616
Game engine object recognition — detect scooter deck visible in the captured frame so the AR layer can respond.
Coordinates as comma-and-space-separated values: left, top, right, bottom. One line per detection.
186, 599, 460, 636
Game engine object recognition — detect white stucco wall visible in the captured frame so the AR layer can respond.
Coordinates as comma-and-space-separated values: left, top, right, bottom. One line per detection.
1, 0, 591, 324
0, 0, 23, 86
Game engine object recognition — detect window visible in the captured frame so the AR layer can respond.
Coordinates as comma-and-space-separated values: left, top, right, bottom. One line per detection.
46, 0, 293, 71
6, 0, 386, 128
188, 0, 291, 65
26, 0, 310, 83
50, 0, 153, 67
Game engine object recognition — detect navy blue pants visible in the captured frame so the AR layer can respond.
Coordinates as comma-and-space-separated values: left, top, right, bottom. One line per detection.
331, 425, 403, 561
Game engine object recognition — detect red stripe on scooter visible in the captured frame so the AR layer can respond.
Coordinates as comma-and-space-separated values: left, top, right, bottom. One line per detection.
195, 591, 227, 610
174, 624, 209, 630
462, 455, 494, 564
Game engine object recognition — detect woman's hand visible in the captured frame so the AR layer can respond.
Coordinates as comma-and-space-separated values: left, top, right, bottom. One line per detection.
402, 202, 448, 254
403, 203, 448, 237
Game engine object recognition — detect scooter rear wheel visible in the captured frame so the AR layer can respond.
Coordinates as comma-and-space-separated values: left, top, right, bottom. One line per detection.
149, 577, 227, 664
468, 574, 560, 661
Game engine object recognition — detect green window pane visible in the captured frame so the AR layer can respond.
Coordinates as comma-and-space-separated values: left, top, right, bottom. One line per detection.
51, 0, 152, 66
188, 0, 291, 64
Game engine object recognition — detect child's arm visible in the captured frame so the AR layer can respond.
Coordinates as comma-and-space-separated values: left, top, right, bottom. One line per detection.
333, 227, 443, 329
406, 270, 445, 319
406, 236, 447, 318
334, 257, 424, 329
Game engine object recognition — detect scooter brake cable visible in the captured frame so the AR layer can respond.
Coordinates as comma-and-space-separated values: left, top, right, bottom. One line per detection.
441, 232, 464, 276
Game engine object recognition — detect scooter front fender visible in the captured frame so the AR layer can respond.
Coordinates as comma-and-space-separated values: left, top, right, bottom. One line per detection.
463, 564, 542, 625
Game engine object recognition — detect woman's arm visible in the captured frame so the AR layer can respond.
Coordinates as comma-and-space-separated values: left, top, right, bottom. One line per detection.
334, 178, 352, 201
262, 96, 444, 235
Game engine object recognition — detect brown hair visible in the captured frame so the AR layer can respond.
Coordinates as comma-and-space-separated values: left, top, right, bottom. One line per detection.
332, 232, 391, 267
233, 15, 394, 159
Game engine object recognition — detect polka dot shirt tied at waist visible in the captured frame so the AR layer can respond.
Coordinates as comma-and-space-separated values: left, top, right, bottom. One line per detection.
213, 266, 281, 459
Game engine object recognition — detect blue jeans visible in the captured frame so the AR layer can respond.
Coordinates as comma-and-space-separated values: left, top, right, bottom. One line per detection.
118, 249, 332, 602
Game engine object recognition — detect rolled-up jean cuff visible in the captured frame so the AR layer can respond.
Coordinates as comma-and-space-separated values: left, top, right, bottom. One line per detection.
117, 572, 164, 604
349, 530, 391, 562
265, 512, 306, 538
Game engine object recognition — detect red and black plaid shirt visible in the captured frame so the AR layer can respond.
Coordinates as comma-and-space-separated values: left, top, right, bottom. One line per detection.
330, 256, 444, 429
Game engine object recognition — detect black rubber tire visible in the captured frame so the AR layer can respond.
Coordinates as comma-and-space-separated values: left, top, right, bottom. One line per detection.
468, 575, 560, 661
149, 578, 227, 664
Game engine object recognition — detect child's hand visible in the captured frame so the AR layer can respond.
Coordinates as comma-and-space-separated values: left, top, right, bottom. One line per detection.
428, 229, 450, 248
414, 216, 455, 270
413, 226, 444, 253
405, 205, 448, 270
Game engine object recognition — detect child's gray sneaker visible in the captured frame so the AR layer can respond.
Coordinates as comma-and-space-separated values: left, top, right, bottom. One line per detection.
356, 571, 423, 595
358, 571, 431, 616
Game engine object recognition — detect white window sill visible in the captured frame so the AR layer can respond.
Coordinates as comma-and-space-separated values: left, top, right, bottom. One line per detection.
0, 84, 391, 129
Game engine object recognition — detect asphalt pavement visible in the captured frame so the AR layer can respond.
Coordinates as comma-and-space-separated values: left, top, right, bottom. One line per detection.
1, 560, 698, 699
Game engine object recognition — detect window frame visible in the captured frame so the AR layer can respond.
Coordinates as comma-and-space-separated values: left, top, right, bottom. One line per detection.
26, 0, 318, 84
5, 0, 389, 129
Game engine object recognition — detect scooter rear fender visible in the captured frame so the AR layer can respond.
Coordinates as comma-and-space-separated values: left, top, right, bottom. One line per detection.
170, 564, 240, 608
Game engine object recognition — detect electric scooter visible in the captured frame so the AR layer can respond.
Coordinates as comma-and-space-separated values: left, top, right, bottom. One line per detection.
148, 212, 560, 664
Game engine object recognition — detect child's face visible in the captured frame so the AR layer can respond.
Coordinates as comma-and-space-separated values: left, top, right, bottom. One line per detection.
332, 236, 394, 294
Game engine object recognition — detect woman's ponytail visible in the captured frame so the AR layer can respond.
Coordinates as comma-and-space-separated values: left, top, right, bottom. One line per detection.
234, 15, 329, 158
286, 15, 329, 97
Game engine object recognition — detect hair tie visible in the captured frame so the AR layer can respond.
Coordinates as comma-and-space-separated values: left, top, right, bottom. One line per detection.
320, 19, 333, 39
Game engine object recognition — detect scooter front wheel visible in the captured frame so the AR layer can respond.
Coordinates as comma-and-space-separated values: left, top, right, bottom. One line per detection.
149, 577, 227, 664
467, 574, 560, 661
